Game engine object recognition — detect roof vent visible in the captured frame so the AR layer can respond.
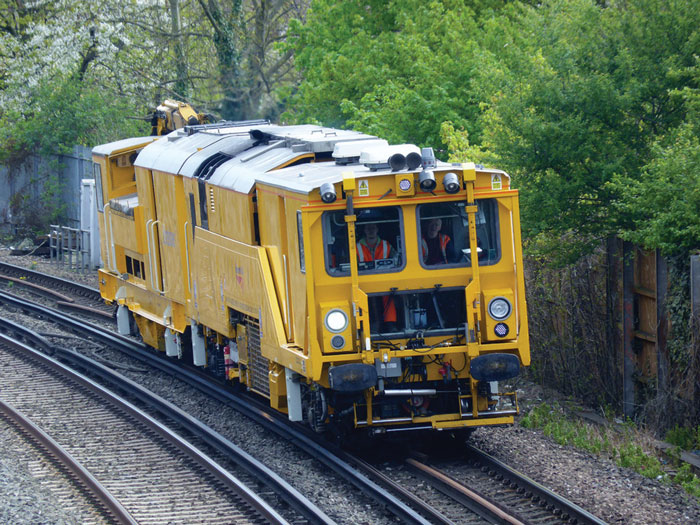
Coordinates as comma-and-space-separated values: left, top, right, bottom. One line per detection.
193, 152, 232, 180
360, 144, 421, 171
333, 139, 388, 165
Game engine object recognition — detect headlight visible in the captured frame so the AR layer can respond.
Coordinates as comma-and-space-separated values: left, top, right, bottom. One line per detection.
325, 309, 348, 333
487, 297, 512, 320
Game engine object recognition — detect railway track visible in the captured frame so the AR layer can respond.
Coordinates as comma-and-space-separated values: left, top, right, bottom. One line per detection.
0, 265, 609, 524
396, 450, 608, 525
0, 261, 112, 320
0, 329, 289, 524
0, 288, 447, 524
0, 398, 134, 524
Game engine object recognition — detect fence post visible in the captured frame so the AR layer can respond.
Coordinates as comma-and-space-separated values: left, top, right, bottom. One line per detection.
622, 241, 636, 418
691, 256, 700, 322
692, 255, 700, 421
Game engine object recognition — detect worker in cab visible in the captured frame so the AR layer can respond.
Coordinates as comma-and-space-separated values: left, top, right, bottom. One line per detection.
421, 218, 453, 265
357, 222, 397, 331
357, 223, 395, 262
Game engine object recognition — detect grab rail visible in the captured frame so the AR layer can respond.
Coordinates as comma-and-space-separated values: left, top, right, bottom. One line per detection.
148, 219, 165, 293
183, 221, 192, 294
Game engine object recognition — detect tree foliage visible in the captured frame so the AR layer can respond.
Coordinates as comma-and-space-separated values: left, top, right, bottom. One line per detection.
285, 0, 700, 261
0, 0, 698, 261
613, 75, 700, 256
0, 0, 305, 125
0, 72, 145, 164
474, 0, 699, 261
283, 0, 508, 148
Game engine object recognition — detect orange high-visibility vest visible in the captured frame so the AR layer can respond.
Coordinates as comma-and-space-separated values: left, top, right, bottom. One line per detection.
421, 233, 450, 264
357, 238, 392, 262
356, 238, 396, 322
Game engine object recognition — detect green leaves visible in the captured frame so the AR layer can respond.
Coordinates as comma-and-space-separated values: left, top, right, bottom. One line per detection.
283, 0, 483, 149
614, 123, 700, 256
474, 0, 700, 260
0, 73, 146, 164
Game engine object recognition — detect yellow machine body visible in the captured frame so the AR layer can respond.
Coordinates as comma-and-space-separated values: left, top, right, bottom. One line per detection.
93, 123, 529, 435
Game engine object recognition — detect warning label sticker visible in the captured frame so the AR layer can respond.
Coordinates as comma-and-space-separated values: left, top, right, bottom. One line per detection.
491, 174, 502, 191
358, 179, 370, 197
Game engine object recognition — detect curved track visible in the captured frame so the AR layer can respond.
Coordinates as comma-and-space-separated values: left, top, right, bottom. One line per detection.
0, 397, 135, 524
0, 329, 288, 524
0, 264, 609, 525
0, 289, 445, 524
0, 261, 111, 319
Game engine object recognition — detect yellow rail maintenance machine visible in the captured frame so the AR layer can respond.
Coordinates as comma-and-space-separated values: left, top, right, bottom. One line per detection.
93, 121, 529, 436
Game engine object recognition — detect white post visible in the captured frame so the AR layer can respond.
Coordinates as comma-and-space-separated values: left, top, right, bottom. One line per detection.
80, 179, 101, 269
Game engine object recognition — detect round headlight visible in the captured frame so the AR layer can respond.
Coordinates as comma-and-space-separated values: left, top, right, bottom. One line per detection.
325, 309, 348, 333
419, 169, 436, 192
320, 182, 337, 203
488, 297, 512, 320
443, 172, 461, 194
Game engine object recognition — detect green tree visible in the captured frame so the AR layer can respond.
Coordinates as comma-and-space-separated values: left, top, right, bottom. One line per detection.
0, 72, 145, 230
0, 1, 305, 124
474, 0, 700, 261
0, 73, 145, 162
613, 66, 700, 256
283, 0, 508, 149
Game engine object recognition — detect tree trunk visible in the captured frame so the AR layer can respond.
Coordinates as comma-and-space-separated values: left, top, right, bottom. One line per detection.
169, 0, 189, 99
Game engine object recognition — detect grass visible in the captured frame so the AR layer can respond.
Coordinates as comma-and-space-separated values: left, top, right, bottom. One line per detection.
665, 424, 700, 451
520, 402, 700, 498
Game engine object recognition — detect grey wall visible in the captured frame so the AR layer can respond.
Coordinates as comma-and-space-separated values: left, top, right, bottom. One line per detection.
0, 145, 93, 233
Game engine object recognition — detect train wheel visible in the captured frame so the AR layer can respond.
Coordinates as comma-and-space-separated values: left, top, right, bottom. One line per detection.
304, 385, 328, 433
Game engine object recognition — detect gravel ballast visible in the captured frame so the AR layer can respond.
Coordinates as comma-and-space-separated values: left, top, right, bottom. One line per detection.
2, 248, 700, 524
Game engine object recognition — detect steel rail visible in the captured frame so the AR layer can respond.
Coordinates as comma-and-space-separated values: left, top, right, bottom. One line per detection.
0, 396, 137, 525
0, 290, 438, 525
0, 307, 333, 524
0, 273, 75, 302
405, 457, 526, 525
466, 444, 609, 525
0, 326, 291, 525
0, 261, 100, 298
55, 300, 114, 319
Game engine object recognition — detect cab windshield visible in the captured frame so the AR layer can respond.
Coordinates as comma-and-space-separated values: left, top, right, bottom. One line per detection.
417, 199, 500, 268
324, 206, 404, 276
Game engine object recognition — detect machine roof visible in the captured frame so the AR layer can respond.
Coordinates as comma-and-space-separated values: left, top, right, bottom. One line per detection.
92, 136, 156, 157
130, 124, 382, 194
98, 123, 509, 196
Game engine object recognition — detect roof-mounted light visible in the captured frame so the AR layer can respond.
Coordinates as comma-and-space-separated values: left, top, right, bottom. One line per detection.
406, 152, 422, 170
389, 153, 406, 171
419, 170, 436, 192
360, 144, 420, 171
443, 172, 461, 194
416, 147, 439, 192
320, 182, 337, 203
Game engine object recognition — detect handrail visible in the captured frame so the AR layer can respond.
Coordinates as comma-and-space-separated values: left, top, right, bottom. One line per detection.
145, 219, 155, 290
184, 221, 192, 294
148, 219, 165, 293
283, 254, 290, 338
